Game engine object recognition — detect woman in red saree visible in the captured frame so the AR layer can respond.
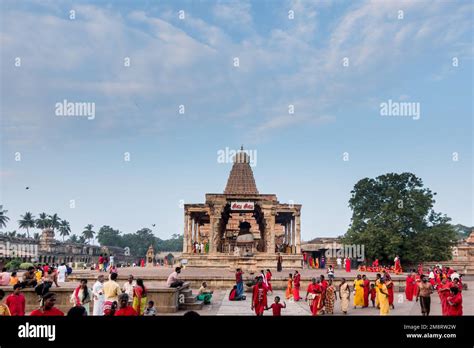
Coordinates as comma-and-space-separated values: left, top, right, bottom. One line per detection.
362, 275, 370, 307
413, 273, 421, 299
345, 257, 351, 272
305, 278, 322, 316
446, 287, 463, 316
405, 273, 415, 301
394, 256, 401, 274
132, 279, 147, 315
385, 274, 394, 309
251, 278, 268, 316
292, 271, 301, 301
437, 278, 451, 315
265, 269, 273, 292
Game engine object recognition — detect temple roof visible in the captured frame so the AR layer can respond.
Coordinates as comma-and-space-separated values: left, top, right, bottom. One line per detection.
224, 148, 259, 195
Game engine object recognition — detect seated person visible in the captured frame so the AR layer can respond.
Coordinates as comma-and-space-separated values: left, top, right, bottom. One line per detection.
20, 267, 37, 288
196, 281, 213, 304
229, 285, 246, 301
143, 300, 157, 316
166, 267, 184, 288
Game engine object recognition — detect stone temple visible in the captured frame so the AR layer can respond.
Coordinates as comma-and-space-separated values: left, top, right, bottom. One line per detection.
182, 148, 302, 270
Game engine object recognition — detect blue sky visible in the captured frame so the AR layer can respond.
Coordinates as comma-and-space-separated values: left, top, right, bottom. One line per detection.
1, 0, 472, 241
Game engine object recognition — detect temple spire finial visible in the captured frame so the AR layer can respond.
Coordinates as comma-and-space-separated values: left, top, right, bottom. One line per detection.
240, 145, 244, 151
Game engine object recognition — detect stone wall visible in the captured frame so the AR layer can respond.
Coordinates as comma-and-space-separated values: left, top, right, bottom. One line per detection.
0, 286, 179, 314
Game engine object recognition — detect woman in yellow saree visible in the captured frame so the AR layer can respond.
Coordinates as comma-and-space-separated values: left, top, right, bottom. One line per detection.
353, 274, 365, 308
285, 273, 293, 300
375, 273, 382, 308
379, 278, 390, 315
132, 279, 147, 316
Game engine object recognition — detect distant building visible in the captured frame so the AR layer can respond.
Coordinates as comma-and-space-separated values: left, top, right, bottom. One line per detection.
0, 228, 132, 267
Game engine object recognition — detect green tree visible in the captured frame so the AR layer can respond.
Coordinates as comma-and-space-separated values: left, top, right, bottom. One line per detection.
58, 220, 71, 241
18, 212, 35, 238
0, 205, 10, 229
68, 234, 79, 243
122, 228, 157, 256
343, 172, 457, 265
49, 214, 61, 232
82, 224, 95, 244
36, 213, 51, 229
97, 225, 123, 247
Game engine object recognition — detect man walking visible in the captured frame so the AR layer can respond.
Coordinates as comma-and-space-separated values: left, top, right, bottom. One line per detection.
417, 275, 433, 316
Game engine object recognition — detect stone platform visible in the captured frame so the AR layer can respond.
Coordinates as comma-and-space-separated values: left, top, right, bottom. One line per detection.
181, 253, 303, 271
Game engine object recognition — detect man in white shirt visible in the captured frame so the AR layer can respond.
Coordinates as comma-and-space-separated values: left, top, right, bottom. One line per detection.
122, 274, 136, 304
167, 267, 184, 288
109, 255, 115, 267
92, 274, 105, 316
336, 257, 342, 269
200, 243, 204, 254
57, 263, 67, 283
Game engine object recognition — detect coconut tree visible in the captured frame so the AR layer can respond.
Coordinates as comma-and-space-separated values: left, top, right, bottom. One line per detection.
18, 212, 35, 238
82, 224, 95, 244
0, 206, 10, 229
58, 220, 71, 241
49, 213, 61, 233
36, 213, 51, 229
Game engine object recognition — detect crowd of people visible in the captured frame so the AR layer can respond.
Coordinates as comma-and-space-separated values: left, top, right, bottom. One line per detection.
0, 270, 159, 317
405, 264, 463, 316
0, 261, 466, 317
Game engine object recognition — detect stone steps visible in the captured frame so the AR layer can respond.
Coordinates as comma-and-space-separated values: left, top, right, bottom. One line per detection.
178, 283, 204, 311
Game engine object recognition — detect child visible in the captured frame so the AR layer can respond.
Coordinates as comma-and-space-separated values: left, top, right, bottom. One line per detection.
9, 272, 19, 286
0, 289, 11, 316
370, 283, 376, 307
143, 300, 157, 316
266, 296, 286, 316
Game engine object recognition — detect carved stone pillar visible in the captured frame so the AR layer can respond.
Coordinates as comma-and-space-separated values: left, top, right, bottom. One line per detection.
183, 213, 189, 253
295, 211, 301, 253
209, 205, 223, 254
291, 215, 296, 254
263, 208, 276, 254
187, 214, 193, 252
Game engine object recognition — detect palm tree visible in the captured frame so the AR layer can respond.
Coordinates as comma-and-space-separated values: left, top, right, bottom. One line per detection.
33, 233, 40, 240
49, 214, 61, 232
0, 206, 10, 229
69, 234, 78, 243
58, 220, 71, 241
18, 212, 35, 238
82, 224, 95, 244
36, 213, 51, 229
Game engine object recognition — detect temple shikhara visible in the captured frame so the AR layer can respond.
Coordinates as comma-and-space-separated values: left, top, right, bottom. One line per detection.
182, 148, 302, 269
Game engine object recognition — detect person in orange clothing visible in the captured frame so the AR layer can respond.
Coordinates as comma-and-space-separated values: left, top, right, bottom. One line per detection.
292, 270, 301, 301
9, 271, 19, 286
285, 273, 293, 300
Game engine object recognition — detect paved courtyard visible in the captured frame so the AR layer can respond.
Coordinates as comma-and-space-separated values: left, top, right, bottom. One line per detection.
68, 267, 473, 316
184, 282, 474, 316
